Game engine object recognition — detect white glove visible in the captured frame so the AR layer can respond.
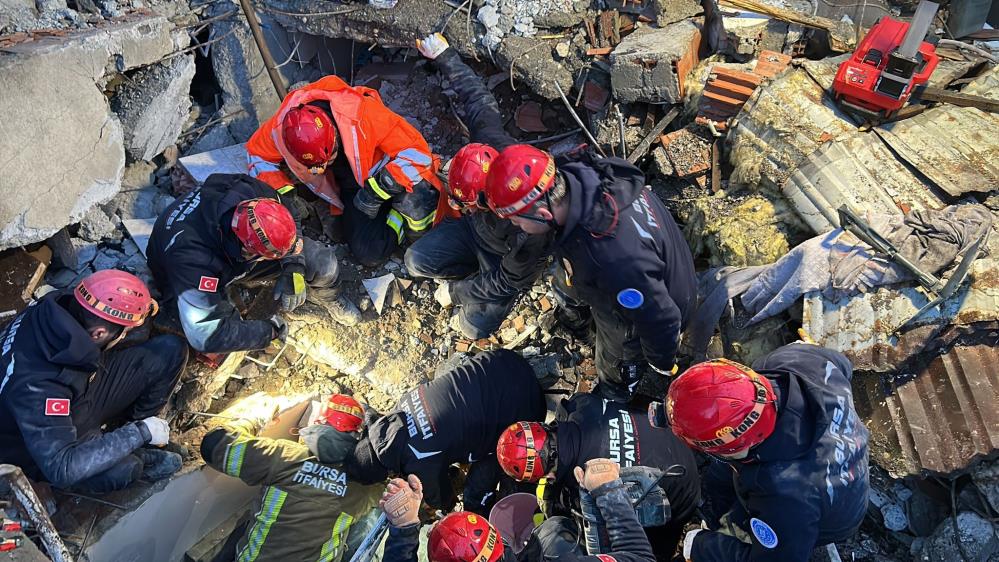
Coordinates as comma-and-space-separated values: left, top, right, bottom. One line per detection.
416, 33, 449, 60
683, 528, 704, 560
140, 416, 170, 446
434, 282, 453, 308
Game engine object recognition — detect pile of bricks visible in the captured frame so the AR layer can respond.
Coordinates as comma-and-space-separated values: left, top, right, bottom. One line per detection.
697, 50, 792, 130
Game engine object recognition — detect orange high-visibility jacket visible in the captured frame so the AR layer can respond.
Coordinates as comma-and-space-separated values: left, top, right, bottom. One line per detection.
246, 75, 455, 222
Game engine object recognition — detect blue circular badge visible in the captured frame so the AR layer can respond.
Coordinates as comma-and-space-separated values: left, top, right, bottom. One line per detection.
616, 288, 644, 309
750, 518, 778, 549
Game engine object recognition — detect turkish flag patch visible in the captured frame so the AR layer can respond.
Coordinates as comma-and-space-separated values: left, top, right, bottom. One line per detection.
198, 276, 219, 292
45, 398, 70, 416
596, 556, 617, 562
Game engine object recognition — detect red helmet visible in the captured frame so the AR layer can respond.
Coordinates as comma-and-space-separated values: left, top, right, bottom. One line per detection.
74, 269, 157, 328
484, 145, 557, 218
282, 105, 337, 172
447, 143, 498, 207
666, 359, 778, 456
429, 511, 504, 562
231, 198, 299, 259
318, 394, 364, 432
496, 421, 550, 483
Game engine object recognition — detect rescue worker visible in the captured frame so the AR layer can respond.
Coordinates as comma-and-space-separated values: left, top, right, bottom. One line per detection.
379, 459, 657, 561
496, 393, 700, 559
341, 349, 546, 512
404, 33, 551, 339
201, 393, 382, 562
0, 269, 188, 494
147, 173, 360, 354
246, 75, 444, 267
483, 144, 697, 402
663, 343, 870, 562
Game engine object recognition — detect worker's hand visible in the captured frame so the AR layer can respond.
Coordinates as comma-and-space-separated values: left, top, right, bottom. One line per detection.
139, 416, 170, 446
649, 363, 679, 376
573, 458, 620, 492
274, 264, 308, 312
380, 475, 424, 527
269, 315, 288, 344
683, 529, 704, 560
434, 282, 453, 308
416, 33, 449, 60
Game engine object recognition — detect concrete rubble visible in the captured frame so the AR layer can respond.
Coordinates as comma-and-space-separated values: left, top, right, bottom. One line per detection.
1, 0, 999, 560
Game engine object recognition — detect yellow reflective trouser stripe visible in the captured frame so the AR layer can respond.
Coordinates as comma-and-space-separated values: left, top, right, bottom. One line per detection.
238, 486, 288, 562
401, 210, 435, 232
534, 478, 549, 525
317, 512, 354, 562
386, 210, 405, 243
367, 177, 392, 200
223, 436, 251, 477
277, 185, 296, 195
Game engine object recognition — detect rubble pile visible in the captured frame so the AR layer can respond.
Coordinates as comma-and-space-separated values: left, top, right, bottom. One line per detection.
1, 0, 999, 559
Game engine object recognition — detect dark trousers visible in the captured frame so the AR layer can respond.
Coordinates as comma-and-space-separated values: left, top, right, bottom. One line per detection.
534, 515, 685, 561
342, 184, 439, 268
71, 335, 189, 494
404, 217, 517, 339
552, 268, 643, 402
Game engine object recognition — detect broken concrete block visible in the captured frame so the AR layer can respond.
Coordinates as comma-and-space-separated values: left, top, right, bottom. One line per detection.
77, 205, 119, 243
655, 0, 701, 26
919, 512, 999, 561
362, 273, 396, 315
610, 19, 703, 104
0, 15, 176, 251
112, 55, 196, 162
179, 144, 249, 185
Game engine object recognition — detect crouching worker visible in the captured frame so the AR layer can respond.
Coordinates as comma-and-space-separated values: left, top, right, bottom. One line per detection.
380, 459, 656, 561
664, 343, 870, 562
0, 269, 188, 494
201, 394, 382, 562
147, 173, 360, 355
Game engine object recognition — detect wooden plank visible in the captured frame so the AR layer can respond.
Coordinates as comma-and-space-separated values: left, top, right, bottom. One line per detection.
627, 106, 680, 164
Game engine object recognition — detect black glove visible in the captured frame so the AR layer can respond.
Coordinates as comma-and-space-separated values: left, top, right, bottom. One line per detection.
621, 362, 646, 395
269, 315, 288, 344
274, 263, 307, 312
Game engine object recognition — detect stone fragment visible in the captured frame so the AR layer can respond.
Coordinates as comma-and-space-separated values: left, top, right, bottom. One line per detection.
972, 461, 999, 514
77, 206, 118, 243
655, 0, 701, 26
112, 55, 196, 162
610, 20, 703, 103
362, 274, 396, 315
918, 512, 999, 561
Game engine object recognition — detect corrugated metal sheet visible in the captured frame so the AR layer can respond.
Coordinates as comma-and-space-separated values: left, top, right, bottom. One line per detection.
802, 257, 999, 373
783, 132, 944, 233
875, 106, 999, 198
858, 345, 999, 476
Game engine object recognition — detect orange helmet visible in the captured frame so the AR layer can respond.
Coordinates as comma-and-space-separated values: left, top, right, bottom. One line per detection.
318, 394, 364, 432
74, 269, 157, 328
666, 359, 778, 456
484, 145, 557, 218
429, 512, 505, 562
447, 143, 498, 207
282, 105, 337, 172
231, 198, 299, 260
495, 421, 550, 483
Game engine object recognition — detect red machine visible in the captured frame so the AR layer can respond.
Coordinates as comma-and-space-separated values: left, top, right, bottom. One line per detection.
833, 1, 940, 118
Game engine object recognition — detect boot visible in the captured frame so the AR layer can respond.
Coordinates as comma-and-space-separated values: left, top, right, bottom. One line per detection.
554, 304, 595, 345
134, 448, 183, 481
308, 286, 362, 326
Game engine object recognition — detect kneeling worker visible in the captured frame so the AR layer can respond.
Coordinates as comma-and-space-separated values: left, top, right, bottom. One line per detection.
666, 343, 870, 562
201, 394, 382, 562
147, 173, 360, 355
0, 269, 188, 493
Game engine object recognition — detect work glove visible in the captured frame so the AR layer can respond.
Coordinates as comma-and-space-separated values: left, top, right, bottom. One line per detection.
683, 529, 704, 561
269, 315, 288, 344
139, 416, 170, 446
416, 33, 449, 60
380, 475, 424, 528
274, 263, 308, 312
649, 363, 680, 376
434, 282, 453, 308
574, 458, 620, 492
621, 361, 646, 394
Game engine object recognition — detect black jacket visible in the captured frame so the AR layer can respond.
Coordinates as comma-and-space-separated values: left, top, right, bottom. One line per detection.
383, 478, 655, 562
433, 48, 552, 306
553, 393, 700, 523
553, 154, 696, 371
147, 173, 301, 353
0, 295, 148, 488
346, 350, 546, 508
692, 344, 870, 562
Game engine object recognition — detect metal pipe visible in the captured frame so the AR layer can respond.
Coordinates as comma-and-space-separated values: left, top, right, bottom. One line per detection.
0, 465, 74, 562
237, 0, 288, 99
553, 82, 607, 157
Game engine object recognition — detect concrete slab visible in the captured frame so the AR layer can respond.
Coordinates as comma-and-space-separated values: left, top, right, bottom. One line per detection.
122, 218, 157, 257
178, 144, 250, 184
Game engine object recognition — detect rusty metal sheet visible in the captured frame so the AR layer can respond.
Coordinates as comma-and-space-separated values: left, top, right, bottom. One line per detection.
857, 344, 999, 476
802, 257, 999, 373
875, 106, 999, 198
783, 132, 944, 233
